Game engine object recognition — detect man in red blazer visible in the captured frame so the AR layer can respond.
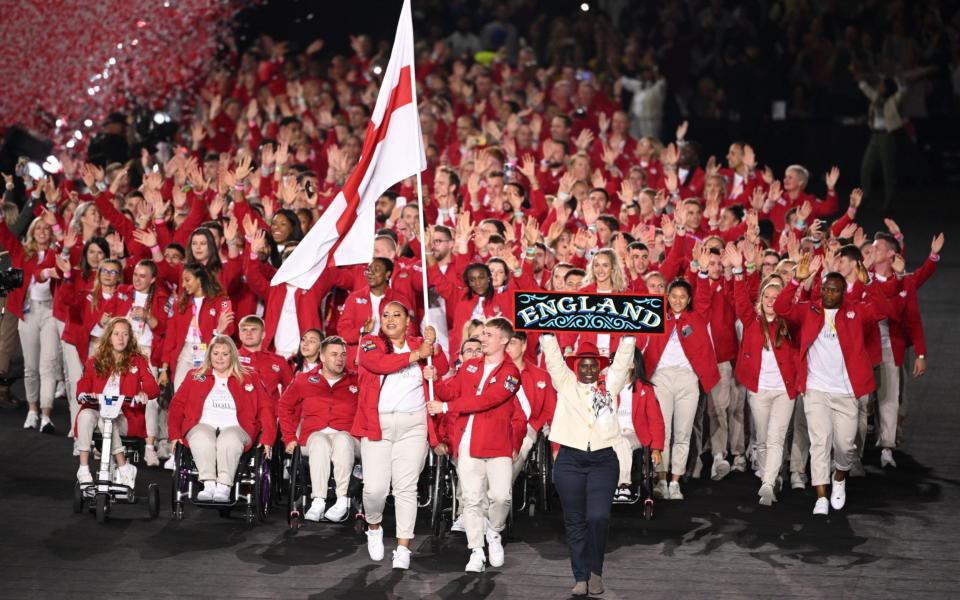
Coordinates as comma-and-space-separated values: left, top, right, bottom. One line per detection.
428, 317, 524, 573
505, 331, 557, 480
237, 315, 294, 409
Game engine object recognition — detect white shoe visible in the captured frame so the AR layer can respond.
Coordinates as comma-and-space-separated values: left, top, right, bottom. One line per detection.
813, 497, 829, 515
23, 411, 38, 429
653, 480, 668, 499
366, 528, 384, 561
450, 514, 465, 532
485, 530, 504, 567
731, 455, 747, 472
77, 466, 93, 485
758, 483, 776, 506
830, 477, 846, 510
849, 461, 866, 477
156, 440, 170, 460
145, 446, 159, 467
304, 498, 326, 522
213, 483, 231, 503
880, 448, 897, 468
711, 454, 730, 480
197, 481, 216, 501
115, 464, 137, 489
667, 481, 684, 500
40, 415, 56, 434
324, 496, 350, 522
163, 456, 175, 471
465, 548, 486, 573
392, 546, 411, 570
613, 485, 633, 502
790, 472, 807, 490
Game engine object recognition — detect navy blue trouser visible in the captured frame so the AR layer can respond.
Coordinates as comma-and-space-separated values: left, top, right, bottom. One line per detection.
552, 445, 619, 582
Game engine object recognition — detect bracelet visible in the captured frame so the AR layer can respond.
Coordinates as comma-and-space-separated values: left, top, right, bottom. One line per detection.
150, 245, 160, 252
234, 183, 245, 192
52, 223, 62, 233
731, 267, 744, 275
524, 247, 536, 256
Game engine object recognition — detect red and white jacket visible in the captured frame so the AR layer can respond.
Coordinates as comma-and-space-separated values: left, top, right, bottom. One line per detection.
0, 221, 57, 321
517, 360, 557, 433
732, 277, 799, 398
337, 285, 414, 366
168, 368, 276, 451
238, 346, 294, 409
278, 370, 359, 446
626, 382, 665, 451
75, 353, 160, 438
160, 295, 235, 380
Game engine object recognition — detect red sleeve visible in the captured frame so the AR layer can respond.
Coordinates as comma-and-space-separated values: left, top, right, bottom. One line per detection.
257, 380, 277, 446
811, 190, 839, 218
337, 294, 363, 345
446, 364, 521, 415
277, 378, 301, 445
357, 334, 420, 375
167, 375, 193, 441
137, 356, 161, 399
773, 280, 808, 326
172, 193, 209, 247
908, 256, 938, 289
732, 276, 757, 324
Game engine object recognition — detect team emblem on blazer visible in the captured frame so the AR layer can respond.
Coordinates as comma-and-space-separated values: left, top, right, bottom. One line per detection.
308, 375, 321, 384
846, 311, 856, 319
244, 383, 254, 392
361, 340, 377, 352
130, 366, 138, 374
271, 363, 280, 372
118, 292, 128, 301
536, 380, 546, 389
504, 375, 519, 393
349, 385, 358, 394
193, 372, 206, 382
356, 297, 368, 304
466, 364, 479, 373
209, 308, 216, 316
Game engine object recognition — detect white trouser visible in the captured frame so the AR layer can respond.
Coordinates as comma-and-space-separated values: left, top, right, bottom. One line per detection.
56, 320, 81, 434
360, 411, 428, 539
855, 394, 870, 459
804, 389, 858, 487
173, 342, 196, 392
789, 394, 810, 473
303, 430, 356, 499
187, 423, 249, 486
76, 410, 128, 453
652, 366, 701, 477
457, 434, 512, 549
613, 430, 642, 485
875, 346, 900, 448
145, 399, 159, 438
707, 361, 740, 457
17, 301, 59, 410
747, 389, 794, 486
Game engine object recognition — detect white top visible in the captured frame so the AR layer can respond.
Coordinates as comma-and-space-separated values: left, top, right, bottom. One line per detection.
806, 309, 854, 395
29, 250, 52, 302
274, 285, 300, 357
617, 384, 634, 430
103, 373, 121, 398
185, 297, 204, 345
757, 346, 786, 391
470, 296, 485, 321
516, 385, 532, 420
379, 342, 425, 413
129, 290, 154, 349
370, 292, 384, 335
596, 333, 611, 357
89, 291, 115, 338
200, 375, 241, 429
657, 323, 693, 370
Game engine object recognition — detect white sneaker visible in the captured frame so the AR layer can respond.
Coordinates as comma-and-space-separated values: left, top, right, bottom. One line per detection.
667, 481, 684, 500
758, 483, 776, 506
163, 456, 175, 471
485, 530, 504, 567
197, 481, 216, 501
324, 496, 350, 522
711, 454, 730, 480
830, 478, 846, 510
77, 466, 93, 484
213, 483, 231, 503
465, 548, 486, 573
613, 485, 633, 502
145, 445, 160, 467
849, 461, 866, 477
880, 448, 897, 468
156, 440, 170, 460
653, 480, 668, 499
392, 546, 411, 570
40, 415, 56, 434
23, 411, 38, 429
450, 514, 465, 532
304, 498, 326, 522
790, 472, 807, 490
116, 464, 137, 489
731, 455, 747, 472
366, 528, 384, 561
813, 497, 829, 515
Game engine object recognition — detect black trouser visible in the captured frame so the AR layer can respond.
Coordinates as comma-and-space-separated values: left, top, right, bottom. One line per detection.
552, 445, 619, 582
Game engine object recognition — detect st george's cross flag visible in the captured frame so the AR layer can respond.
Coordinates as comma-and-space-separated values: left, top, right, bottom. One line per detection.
271, 0, 425, 288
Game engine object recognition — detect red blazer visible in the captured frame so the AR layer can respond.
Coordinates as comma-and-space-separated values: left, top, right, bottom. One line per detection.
160, 295, 235, 379
774, 279, 891, 398
278, 370, 359, 446
629, 383, 665, 451
75, 353, 160, 438
0, 221, 57, 321
427, 266, 511, 360
638, 278, 721, 392
435, 356, 525, 459
518, 361, 557, 432
690, 273, 739, 364
732, 277, 799, 398
352, 334, 450, 446
73, 288, 133, 360
239, 346, 293, 407
337, 285, 413, 365
168, 369, 276, 451
113, 284, 171, 367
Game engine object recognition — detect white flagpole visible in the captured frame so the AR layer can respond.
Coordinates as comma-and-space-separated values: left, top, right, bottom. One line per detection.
406, 3, 435, 404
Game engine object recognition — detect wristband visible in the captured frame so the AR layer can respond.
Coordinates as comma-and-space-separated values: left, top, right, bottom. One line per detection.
5, 183, 13, 191
917, 354, 925, 360
52, 223, 62, 233
62, 269, 71, 279
796, 219, 806, 229
275, 166, 284, 175
442, 402, 449, 414
930, 253, 940, 262
745, 264, 756, 274
234, 183, 245, 192
525, 247, 536, 256
96, 181, 107, 192
150, 245, 160, 252
731, 267, 744, 275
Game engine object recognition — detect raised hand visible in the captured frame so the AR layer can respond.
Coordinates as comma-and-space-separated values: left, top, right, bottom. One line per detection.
884, 218, 901, 237
849, 187, 863, 209
724, 244, 743, 269
825, 166, 840, 190
931, 233, 945, 255
675, 120, 688, 142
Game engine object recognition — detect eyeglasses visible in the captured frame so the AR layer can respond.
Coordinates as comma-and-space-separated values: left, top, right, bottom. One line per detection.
100, 268, 121, 276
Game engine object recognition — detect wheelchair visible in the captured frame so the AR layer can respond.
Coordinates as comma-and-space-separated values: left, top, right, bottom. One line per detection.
514, 432, 554, 518
612, 445, 656, 520
286, 445, 364, 533
72, 394, 161, 522
423, 452, 458, 547
170, 439, 271, 524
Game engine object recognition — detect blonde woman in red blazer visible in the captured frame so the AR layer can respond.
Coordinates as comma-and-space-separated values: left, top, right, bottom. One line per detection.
167, 335, 275, 503
159, 263, 235, 391
75, 318, 160, 488
351, 300, 448, 570
728, 247, 799, 507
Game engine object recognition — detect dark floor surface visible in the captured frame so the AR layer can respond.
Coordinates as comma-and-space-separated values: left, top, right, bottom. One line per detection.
1, 191, 958, 599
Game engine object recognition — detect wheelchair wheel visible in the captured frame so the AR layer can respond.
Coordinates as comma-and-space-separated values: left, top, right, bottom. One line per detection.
254, 449, 271, 523
73, 482, 84, 514
429, 455, 446, 539
287, 447, 303, 532
643, 499, 654, 520
536, 435, 552, 512
171, 445, 186, 520
95, 494, 108, 523
148, 483, 160, 519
